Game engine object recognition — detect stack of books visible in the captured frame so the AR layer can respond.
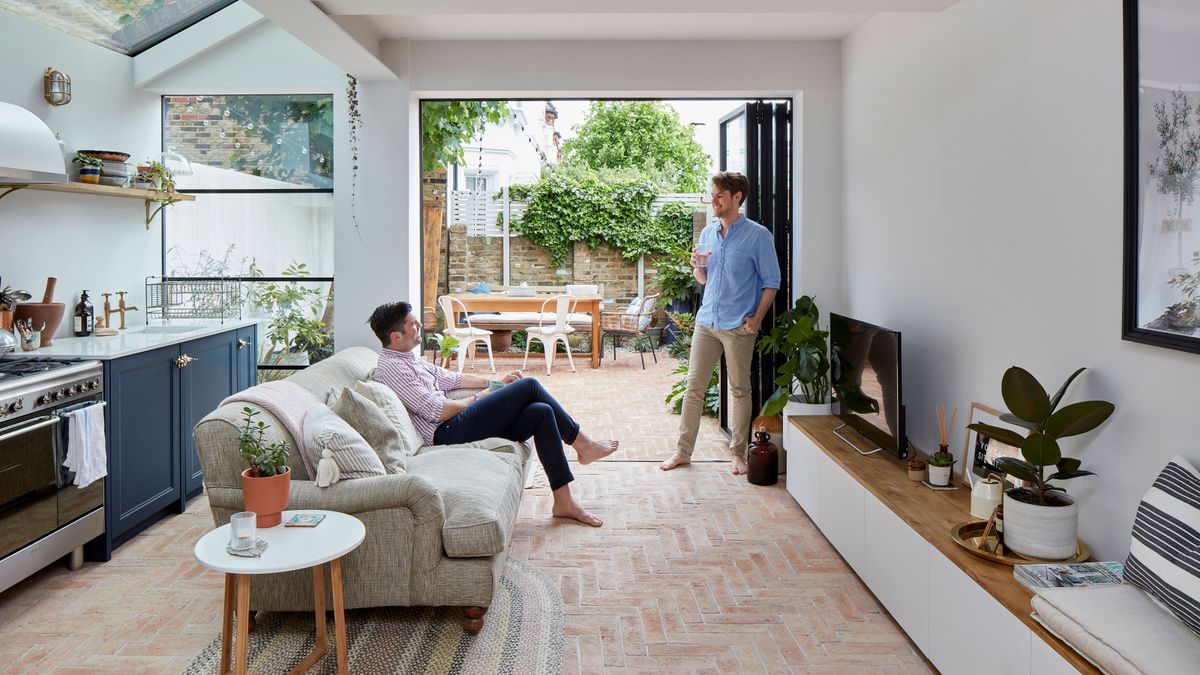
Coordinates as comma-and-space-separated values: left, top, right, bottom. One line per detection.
1014, 561, 1124, 591
99, 160, 131, 188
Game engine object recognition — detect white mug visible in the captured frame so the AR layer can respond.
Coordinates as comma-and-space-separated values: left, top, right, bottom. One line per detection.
970, 477, 1004, 520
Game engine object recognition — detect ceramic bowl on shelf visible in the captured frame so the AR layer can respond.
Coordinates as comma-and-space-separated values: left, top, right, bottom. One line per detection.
77, 150, 130, 162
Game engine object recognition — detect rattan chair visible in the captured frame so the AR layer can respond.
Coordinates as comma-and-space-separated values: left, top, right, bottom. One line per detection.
599, 293, 661, 369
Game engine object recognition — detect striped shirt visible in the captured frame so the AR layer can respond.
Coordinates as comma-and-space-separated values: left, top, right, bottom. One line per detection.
372, 348, 462, 445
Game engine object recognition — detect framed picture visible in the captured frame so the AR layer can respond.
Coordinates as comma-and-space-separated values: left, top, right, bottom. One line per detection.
960, 402, 1024, 488
1123, 0, 1200, 354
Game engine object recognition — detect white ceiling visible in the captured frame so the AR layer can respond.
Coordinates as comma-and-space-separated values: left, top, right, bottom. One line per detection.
313, 0, 962, 42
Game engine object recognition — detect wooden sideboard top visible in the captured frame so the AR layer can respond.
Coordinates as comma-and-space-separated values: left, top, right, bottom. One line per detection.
790, 415, 1099, 674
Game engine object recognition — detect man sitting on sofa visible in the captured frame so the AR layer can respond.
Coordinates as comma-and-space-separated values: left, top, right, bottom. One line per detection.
369, 301, 619, 527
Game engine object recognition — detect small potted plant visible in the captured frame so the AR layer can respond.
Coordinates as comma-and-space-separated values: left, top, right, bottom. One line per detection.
757, 295, 831, 416
433, 332, 460, 368
72, 151, 102, 183
927, 450, 955, 486
967, 366, 1114, 560
238, 407, 292, 527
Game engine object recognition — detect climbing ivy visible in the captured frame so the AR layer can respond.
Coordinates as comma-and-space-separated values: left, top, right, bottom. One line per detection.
506, 167, 694, 267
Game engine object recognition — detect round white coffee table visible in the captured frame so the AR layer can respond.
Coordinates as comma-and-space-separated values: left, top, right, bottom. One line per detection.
194, 510, 365, 675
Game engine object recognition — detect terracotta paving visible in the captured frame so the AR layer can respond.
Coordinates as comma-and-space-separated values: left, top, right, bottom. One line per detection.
0, 351, 931, 674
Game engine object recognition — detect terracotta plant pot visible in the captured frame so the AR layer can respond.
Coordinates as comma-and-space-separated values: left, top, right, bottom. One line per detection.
241, 466, 291, 527
14, 303, 65, 347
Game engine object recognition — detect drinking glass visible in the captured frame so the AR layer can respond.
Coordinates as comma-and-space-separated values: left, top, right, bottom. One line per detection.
229, 511, 256, 550
694, 246, 712, 269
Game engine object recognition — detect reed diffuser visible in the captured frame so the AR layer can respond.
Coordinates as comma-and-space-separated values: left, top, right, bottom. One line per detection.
927, 404, 957, 486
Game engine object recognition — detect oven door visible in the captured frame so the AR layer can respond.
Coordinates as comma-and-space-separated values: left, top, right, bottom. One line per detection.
55, 397, 106, 526
0, 414, 62, 558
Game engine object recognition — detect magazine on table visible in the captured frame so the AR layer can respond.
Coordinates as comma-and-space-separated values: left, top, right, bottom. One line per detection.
284, 513, 326, 527
1014, 561, 1124, 591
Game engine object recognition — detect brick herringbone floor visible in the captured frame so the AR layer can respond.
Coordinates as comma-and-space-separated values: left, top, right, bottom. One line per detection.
0, 352, 931, 674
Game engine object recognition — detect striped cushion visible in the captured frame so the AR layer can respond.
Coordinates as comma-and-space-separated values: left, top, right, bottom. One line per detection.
301, 405, 386, 480
1125, 455, 1200, 636
351, 380, 424, 460
330, 387, 408, 474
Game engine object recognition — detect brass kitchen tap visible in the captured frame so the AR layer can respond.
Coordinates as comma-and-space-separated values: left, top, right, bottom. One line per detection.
115, 291, 137, 329
101, 292, 115, 328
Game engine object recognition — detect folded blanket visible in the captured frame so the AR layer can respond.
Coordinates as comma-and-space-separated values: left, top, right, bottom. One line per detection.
1032, 584, 1200, 675
222, 380, 321, 476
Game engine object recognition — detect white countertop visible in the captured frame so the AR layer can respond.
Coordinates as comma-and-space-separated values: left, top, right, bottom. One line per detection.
33, 318, 260, 360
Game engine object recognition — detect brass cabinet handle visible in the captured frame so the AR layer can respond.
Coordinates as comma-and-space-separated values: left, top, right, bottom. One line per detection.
175, 354, 197, 368
237, 338, 252, 350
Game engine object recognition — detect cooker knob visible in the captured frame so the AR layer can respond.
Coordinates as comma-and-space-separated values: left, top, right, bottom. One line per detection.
54, 390, 65, 401
91, 378, 101, 389
12, 400, 22, 412
0, 403, 10, 415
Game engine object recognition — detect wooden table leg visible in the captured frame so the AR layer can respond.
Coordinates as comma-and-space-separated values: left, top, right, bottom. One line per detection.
220, 573, 235, 675
234, 574, 251, 675
288, 565, 328, 675
590, 300, 600, 368
331, 558, 349, 675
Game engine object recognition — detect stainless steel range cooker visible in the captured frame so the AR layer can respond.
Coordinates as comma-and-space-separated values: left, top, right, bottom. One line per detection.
0, 355, 105, 594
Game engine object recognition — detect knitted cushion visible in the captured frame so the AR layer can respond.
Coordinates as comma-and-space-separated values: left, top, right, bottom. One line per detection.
301, 405, 386, 480
352, 380, 423, 460
329, 387, 408, 474
1125, 455, 1200, 636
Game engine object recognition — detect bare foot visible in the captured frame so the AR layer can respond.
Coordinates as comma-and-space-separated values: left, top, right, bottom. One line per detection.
573, 433, 619, 465
731, 455, 748, 475
659, 452, 692, 471
551, 503, 604, 527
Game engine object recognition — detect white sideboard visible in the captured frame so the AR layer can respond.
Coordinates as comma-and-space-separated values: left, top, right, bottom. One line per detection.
784, 416, 1091, 675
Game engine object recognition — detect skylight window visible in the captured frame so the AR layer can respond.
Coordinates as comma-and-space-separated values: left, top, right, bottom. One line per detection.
0, 0, 238, 55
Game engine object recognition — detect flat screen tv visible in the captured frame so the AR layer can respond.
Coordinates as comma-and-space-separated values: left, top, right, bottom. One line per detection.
829, 313, 907, 459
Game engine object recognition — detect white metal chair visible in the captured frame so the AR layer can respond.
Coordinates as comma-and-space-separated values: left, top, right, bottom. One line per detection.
438, 295, 496, 374
523, 294, 577, 375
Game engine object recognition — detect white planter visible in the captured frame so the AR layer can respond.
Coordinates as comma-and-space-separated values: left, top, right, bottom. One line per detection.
927, 464, 952, 486
784, 395, 832, 417
1003, 491, 1079, 560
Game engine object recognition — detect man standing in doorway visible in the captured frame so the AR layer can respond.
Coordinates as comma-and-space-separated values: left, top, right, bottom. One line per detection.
660, 172, 781, 475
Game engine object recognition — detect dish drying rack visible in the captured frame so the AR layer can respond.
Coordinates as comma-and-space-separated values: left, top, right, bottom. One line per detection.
144, 276, 243, 322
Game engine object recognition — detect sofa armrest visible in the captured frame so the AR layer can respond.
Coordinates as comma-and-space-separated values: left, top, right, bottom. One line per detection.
208, 474, 445, 526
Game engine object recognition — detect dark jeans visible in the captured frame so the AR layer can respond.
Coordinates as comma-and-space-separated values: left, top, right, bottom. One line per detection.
433, 378, 580, 490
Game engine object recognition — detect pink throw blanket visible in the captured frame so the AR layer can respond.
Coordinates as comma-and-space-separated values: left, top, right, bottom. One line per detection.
221, 380, 321, 477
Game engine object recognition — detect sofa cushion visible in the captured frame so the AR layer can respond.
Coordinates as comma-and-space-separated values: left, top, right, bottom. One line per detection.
1125, 455, 1200, 636
406, 442, 524, 558
352, 380, 423, 460
301, 405, 386, 480
1032, 584, 1200, 675
330, 387, 407, 474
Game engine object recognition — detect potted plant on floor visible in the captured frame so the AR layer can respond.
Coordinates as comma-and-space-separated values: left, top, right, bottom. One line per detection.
238, 407, 292, 527
433, 331, 460, 368
72, 151, 102, 184
967, 366, 1114, 560
756, 295, 831, 416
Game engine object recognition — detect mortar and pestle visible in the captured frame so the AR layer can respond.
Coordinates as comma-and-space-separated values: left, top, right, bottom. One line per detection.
15, 277, 66, 347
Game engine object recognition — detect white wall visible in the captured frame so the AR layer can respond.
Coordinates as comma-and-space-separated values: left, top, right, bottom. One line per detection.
842, 0, 1180, 560
0, 11, 161, 337
330, 38, 843, 349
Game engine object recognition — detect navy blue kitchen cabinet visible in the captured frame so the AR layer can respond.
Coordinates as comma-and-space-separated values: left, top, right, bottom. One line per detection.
90, 326, 256, 559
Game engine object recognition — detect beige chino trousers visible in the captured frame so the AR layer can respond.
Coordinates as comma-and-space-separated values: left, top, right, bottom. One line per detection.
676, 323, 756, 459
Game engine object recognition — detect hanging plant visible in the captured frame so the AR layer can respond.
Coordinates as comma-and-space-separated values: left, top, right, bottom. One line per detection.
347, 74, 363, 238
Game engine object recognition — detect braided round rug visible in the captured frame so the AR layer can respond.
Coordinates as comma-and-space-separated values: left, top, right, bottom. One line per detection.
184, 558, 563, 675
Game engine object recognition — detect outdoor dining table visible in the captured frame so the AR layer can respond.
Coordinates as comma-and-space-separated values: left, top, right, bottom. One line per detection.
443, 291, 604, 368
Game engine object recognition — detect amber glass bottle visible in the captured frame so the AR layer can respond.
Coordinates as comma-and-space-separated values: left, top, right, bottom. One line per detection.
73, 290, 94, 337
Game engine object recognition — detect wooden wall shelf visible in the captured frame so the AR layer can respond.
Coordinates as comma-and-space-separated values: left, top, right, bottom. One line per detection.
0, 182, 196, 228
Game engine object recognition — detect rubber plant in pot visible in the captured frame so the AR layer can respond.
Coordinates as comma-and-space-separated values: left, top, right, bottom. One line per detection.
757, 295, 831, 416
238, 407, 292, 527
967, 366, 1114, 560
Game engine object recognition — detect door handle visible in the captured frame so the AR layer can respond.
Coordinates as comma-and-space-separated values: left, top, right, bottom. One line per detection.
0, 416, 60, 443
237, 338, 252, 350
174, 354, 198, 368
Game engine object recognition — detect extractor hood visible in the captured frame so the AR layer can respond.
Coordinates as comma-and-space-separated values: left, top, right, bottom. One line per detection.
0, 101, 67, 185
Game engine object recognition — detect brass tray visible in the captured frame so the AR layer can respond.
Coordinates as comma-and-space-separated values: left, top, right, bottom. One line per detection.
950, 521, 1090, 566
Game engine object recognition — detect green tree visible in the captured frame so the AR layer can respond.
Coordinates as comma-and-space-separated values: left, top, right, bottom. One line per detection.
562, 102, 709, 192
421, 101, 511, 172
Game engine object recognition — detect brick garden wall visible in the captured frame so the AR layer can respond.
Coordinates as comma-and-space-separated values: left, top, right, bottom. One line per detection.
164, 97, 276, 174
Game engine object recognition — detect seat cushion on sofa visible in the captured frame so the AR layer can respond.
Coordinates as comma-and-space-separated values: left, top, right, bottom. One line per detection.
406, 444, 524, 558
1125, 455, 1200, 636
352, 380, 423, 461
330, 387, 407, 474
1032, 584, 1200, 675
302, 405, 386, 480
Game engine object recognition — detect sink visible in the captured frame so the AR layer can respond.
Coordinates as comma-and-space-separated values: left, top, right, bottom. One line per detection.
137, 325, 198, 335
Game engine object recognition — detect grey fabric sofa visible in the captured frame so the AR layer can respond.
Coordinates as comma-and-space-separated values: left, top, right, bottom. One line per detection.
193, 346, 533, 632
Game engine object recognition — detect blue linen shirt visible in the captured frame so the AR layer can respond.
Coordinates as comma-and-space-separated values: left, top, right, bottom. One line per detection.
694, 215, 782, 330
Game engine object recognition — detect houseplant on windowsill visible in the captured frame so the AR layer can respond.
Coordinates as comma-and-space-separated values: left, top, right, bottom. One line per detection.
967, 366, 1114, 560
238, 407, 292, 527
757, 295, 831, 417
